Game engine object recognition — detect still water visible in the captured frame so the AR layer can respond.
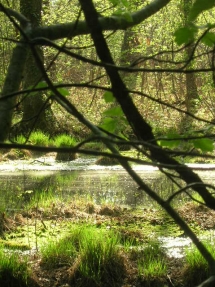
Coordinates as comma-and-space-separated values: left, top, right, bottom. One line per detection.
1, 158, 215, 258
0, 160, 215, 212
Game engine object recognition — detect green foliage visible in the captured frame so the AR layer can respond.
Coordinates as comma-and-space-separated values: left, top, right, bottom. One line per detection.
103, 91, 115, 103
53, 134, 77, 147
137, 240, 167, 279
41, 224, 124, 285
159, 130, 214, 153
158, 132, 181, 149
41, 236, 77, 268
78, 227, 121, 284
175, 0, 215, 47
100, 94, 128, 134
184, 240, 215, 284
103, 106, 124, 117
57, 87, 70, 97
29, 130, 50, 146
192, 138, 214, 152
14, 135, 26, 144
174, 26, 197, 45
201, 31, 215, 47
0, 245, 29, 283
189, 0, 215, 21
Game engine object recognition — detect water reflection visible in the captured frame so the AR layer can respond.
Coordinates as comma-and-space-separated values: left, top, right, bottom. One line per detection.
0, 169, 214, 212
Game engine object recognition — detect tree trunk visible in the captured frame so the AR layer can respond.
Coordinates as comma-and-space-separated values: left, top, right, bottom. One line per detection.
119, 28, 141, 90
180, 0, 198, 132
19, 0, 56, 135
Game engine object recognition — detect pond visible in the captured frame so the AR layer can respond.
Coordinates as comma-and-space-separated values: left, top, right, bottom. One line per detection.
1, 156, 215, 259
1, 156, 215, 213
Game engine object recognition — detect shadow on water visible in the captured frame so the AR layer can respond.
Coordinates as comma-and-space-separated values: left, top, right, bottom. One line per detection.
0, 168, 215, 212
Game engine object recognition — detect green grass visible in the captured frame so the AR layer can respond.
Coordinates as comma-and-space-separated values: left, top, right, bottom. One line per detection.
183, 241, 215, 285
78, 227, 122, 284
24, 188, 59, 209
0, 244, 29, 284
29, 130, 50, 146
137, 240, 167, 279
53, 134, 77, 147
41, 224, 125, 286
14, 134, 27, 144
41, 236, 77, 268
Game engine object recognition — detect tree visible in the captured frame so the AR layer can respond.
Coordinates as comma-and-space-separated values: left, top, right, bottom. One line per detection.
0, 0, 215, 286
18, 0, 56, 135
179, 0, 199, 132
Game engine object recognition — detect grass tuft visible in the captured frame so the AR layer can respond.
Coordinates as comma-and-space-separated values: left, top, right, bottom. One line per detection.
0, 244, 30, 284
137, 240, 167, 282
41, 224, 126, 286
29, 130, 50, 146
53, 134, 77, 147
183, 241, 215, 286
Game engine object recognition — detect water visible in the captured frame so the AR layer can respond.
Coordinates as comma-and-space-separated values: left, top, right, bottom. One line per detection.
0, 156, 215, 212
1, 157, 215, 258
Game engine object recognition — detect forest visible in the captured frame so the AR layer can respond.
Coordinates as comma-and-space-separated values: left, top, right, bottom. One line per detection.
0, 0, 215, 286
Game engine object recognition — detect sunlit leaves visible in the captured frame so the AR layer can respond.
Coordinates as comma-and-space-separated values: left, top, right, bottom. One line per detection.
103, 106, 124, 116
192, 138, 214, 152
108, 0, 132, 22
101, 92, 128, 134
34, 81, 48, 89
174, 26, 197, 45
158, 133, 181, 148
174, 0, 215, 46
201, 32, 215, 47
189, 0, 215, 21
103, 91, 115, 103
100, 117, 118, 133
108, 0, 129, 7
159, 132, 214, 153
57, 87, 70, 97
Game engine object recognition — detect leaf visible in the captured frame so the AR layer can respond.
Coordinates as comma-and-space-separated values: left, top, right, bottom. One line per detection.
158, 133, 181, 148
121, 12, 133, 22
174, 27, 196, 45
121, 0, 129, 8
57, 87, 70, 96
27, 81, 48, 96
35, 81, 48, 89
100, 117, 117, 133
189, 0, 215, 21
103, 106, 124, 116
201, 32, 215, 47
192, 138, 214, 152
103, 91, 115, 103
159, 139, 181, 148
108, 0, 120, 5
